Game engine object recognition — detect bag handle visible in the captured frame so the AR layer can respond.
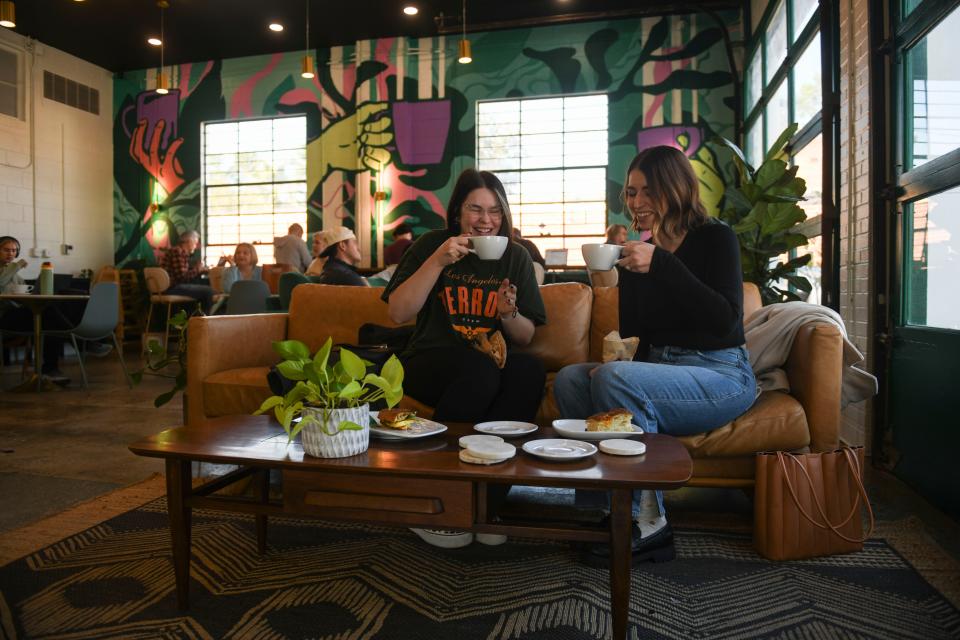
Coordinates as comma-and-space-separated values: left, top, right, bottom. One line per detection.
775, 447, 875, 544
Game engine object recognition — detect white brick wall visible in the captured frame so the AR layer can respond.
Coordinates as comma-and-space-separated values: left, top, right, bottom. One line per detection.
838, 0, 873, 448
0, 29, 113, 280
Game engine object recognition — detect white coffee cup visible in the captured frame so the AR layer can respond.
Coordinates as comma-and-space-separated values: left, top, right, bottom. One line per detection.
468, 235, 508, 260
582, 243, 623, 271
4, 283, 33, 294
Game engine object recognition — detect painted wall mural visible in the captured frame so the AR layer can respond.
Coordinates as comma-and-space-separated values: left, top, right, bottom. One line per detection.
113, 12, 739, 267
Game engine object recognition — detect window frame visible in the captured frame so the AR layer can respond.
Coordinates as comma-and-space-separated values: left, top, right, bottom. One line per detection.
200, 114, 308, 265
474, 93, 609, 265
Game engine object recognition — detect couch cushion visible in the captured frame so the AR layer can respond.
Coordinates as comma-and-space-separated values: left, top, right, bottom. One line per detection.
518, 283, 592, 371
590, 286, 619, 363
203, 367, 272, 418
678, 390, 809, 457
288, 284, 406, 353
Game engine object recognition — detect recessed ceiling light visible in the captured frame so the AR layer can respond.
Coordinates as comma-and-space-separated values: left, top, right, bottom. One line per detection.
268, 22, 284, 32
403, 5, 418, 15
147, 37, 162, 46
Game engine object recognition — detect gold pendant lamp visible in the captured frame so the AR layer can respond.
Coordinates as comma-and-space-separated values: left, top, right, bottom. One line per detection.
0, 1, 16, 29
301, 0, 315, 79
458, 0, 472, 64
155, 1, 169, 94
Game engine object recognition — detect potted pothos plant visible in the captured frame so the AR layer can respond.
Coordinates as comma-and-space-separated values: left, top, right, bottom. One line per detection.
254, 337, 404, 458
714, 123, 813, 304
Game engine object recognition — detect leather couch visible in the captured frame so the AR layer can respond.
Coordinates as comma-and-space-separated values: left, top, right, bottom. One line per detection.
187, 282, 843, 487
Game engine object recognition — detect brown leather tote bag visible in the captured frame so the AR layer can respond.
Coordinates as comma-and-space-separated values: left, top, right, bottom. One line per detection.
754, 446, 875, 561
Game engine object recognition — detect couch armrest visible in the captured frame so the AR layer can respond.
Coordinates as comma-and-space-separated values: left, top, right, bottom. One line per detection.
186, 313, 289, 426
783, 322, 843, 453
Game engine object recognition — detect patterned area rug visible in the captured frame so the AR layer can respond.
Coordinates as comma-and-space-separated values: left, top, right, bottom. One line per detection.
1, 495, 959, 640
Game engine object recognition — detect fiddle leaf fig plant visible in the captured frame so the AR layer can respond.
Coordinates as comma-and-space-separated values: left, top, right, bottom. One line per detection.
714, 123, 813, 305
254, 337, 404, 443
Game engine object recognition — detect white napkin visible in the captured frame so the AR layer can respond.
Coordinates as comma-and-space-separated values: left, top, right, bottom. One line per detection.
602, 331, 640, 363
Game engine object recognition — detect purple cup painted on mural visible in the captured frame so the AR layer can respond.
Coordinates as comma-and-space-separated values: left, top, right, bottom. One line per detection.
122, 89, 181, 155
391, 100, 452, 166
636, 125, 703, 156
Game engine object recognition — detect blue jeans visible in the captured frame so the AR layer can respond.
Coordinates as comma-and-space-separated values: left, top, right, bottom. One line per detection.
554, 345, 757, 517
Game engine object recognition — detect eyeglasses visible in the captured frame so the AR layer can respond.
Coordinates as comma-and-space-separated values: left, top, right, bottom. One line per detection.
462, 203, 503, 220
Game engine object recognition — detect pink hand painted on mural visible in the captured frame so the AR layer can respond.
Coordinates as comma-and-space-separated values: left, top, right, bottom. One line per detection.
130, 119, 186, 195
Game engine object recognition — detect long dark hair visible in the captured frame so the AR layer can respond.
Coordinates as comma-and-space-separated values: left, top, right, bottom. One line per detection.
624, 146, 708, 241
446, 169, 514, 239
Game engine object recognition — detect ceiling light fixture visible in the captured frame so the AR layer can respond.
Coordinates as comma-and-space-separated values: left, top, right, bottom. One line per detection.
155, 0, 169, 94
301, 0, 314, 79
147, 37, 162, 46
268, 22, 283, 32
0, 1, 15, 29
458, 0, 472, 64
403, 5, 418, 15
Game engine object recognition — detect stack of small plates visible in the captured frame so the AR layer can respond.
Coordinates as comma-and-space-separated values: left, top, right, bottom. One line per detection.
458, 434, 516, 465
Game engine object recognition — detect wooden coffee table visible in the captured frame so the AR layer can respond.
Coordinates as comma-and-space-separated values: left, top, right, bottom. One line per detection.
129, 415, 692, 639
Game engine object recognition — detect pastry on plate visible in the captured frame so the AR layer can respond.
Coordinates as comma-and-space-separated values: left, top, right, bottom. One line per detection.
378, 409, 418, 430
585, 408, 634, 432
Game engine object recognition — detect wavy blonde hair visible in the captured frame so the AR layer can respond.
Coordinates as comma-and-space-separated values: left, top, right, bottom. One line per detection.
623, 146, 708, 242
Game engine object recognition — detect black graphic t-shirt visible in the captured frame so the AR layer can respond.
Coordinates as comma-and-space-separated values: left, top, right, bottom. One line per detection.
381, 229, 547, 357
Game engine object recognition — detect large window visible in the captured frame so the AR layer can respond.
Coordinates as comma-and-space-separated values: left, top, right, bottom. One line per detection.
746, 0, 825, 302
476, 94, 608, 265
202, 116, 307, 265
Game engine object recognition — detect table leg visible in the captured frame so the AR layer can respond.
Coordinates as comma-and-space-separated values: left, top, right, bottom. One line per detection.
610, 488, 633, 640
255, 468, 269, 555
166, 459, 192, 609
32, 308, 42, 391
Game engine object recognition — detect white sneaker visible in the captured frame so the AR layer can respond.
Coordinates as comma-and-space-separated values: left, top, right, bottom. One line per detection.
410, 528, 474, 548
475, 533, 508, 546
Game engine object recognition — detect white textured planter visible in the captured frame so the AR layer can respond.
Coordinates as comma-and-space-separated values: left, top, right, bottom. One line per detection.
299, 404, 370, 458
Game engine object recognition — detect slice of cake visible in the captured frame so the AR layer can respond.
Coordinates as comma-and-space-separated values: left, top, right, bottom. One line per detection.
585, 408, 634, 432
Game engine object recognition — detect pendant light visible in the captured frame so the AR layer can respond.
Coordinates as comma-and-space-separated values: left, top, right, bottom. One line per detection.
458, 0, 472, 64
155, 1, 169, 94
301, 0, 315, 79
0, 1, 16, 29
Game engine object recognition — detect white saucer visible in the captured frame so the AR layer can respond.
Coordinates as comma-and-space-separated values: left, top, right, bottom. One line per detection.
466, 441, 517, 460
459, 434, 505, 449
522, 438, 597, 461
474, 421, 539, 438
598, 439, 647, 456
552, 419, 643, 441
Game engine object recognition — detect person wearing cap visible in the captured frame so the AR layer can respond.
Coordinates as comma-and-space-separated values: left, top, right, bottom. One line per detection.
316, 227, 368, 287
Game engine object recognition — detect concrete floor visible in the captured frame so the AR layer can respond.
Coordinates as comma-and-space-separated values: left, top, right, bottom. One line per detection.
1, 346, 959, 565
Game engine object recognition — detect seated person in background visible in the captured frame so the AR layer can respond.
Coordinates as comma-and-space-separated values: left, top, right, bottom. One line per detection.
317, 227, 368, 287
511, 227, 546, 268
160, 230, 214, 314
273, 223, 312, 272
0, 235, 71, 383
383, 223, 414, 266
605, 223, 629, 246
305, 231, 327, 276
555, 146, 757, 563
220, 242, 262, 293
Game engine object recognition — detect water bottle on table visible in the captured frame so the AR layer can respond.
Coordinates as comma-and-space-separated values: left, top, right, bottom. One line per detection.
39, 262, 54, 295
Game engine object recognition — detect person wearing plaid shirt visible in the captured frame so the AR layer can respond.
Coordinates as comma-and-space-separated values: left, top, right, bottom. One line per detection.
160, 230, 214, 314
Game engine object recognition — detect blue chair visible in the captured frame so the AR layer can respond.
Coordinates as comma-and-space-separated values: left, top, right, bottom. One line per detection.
42, 282, 132, 390
224, 279, 271, 315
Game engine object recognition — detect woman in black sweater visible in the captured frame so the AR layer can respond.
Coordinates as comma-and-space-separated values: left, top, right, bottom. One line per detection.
554, 146, 757, 562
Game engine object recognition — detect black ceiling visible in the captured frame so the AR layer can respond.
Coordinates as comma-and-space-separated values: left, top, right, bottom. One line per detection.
9, 0, 739, 73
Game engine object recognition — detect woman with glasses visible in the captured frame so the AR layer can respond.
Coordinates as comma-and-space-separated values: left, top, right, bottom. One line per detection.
382, 169, 547, 548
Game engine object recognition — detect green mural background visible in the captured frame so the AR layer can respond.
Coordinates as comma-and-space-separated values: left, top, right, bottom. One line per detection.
112, 12, 740, 267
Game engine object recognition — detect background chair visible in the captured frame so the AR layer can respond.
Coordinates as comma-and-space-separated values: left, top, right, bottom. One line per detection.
92, 265, 123, 353
43, 282, 132, 390
143, 267, 199, 350
261, 263, 294, 294
206, 265, 228, 314
224, 280, 271, 315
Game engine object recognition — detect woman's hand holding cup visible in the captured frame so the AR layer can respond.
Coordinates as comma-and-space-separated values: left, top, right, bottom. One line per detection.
432, 235, 472, 267
617, 241, 655, 273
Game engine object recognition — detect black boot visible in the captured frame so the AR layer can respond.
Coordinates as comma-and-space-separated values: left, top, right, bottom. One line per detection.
583, 522, 675, 566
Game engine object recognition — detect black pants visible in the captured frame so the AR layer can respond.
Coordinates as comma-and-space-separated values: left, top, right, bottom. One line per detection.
166, 284, 213, 315
402, 346, 545, 423
0, 304, 80, 372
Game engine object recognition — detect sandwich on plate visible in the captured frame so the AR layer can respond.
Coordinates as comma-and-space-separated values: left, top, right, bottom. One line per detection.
378, 409, 418, 430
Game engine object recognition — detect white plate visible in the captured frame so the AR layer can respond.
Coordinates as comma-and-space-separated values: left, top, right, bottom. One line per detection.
522, 438, 598, 461
552, 419, 643, 441
369, 411, 448, 440
598, 439, 647, 456
474, 421, 539, 438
